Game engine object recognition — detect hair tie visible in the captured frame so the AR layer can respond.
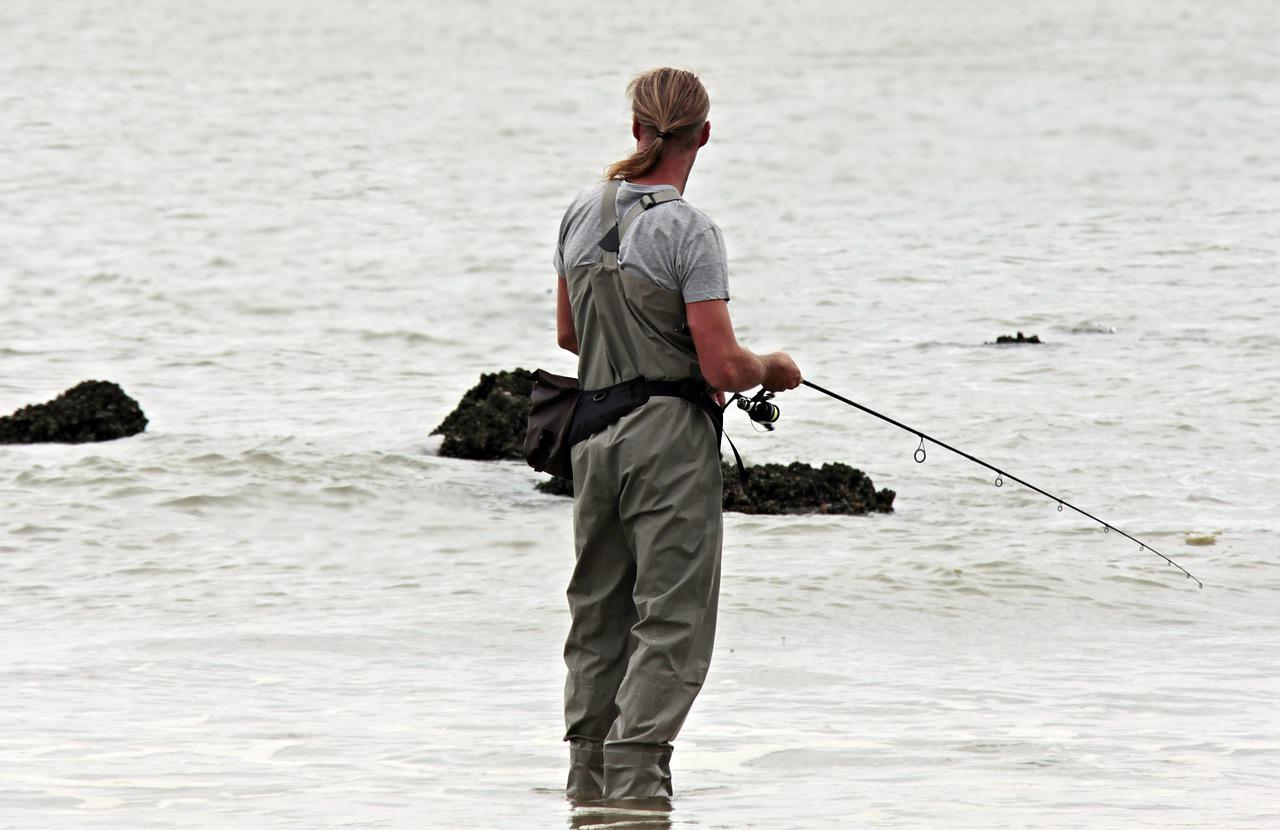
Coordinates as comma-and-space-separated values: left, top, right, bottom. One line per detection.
656, 130, 672, 139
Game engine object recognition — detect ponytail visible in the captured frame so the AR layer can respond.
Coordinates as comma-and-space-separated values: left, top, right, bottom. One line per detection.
604, 68, 710, 181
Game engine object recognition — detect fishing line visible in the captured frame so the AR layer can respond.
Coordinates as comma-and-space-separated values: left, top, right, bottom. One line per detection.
799, 379, 1203, 589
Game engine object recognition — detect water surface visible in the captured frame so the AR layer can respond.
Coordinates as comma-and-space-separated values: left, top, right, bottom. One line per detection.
2, 1, 1277, 827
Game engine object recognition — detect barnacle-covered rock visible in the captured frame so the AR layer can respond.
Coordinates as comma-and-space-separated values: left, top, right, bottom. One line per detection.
537, 462, 894, 516
437, 369, 896, 516
432, 369, 535, 460
721, 461, 894, 515
0, 380, 148, 444
536, 475, 574, 497
994, 332, 1041, 344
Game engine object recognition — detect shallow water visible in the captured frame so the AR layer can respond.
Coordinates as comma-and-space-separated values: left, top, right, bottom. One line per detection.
2, 0, 1278, 827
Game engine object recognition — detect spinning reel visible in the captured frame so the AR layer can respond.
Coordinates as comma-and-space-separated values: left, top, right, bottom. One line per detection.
735, 388, 781, 430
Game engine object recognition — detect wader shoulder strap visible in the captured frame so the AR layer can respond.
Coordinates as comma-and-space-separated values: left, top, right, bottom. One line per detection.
598, 186, 682, 268
617, 190, 682, 243
599, 179, 622, 269
599, 179, 621, 233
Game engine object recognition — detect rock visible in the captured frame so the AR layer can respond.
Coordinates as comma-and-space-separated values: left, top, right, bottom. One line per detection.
0, 380, 148, 444
436, 369, 896, 516
721, 461, 894, 515
994, 332, 1041, 344
536, 475, 574, 497
432, 369, 535, 460
536, 461, 895, 516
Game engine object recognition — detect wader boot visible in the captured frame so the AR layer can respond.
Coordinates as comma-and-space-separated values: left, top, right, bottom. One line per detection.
562, 180, 724, 801
566, 738, 605, 799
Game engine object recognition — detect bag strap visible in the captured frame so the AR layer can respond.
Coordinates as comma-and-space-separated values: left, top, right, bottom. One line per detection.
721, 428, 748, 484
647, 378, 748, 483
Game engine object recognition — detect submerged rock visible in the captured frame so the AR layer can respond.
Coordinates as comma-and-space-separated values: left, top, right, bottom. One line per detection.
0, 380, 148, 444
432, 369, 535, 460
994, 332, 1041, 344
537, 462, 895, 516
1065, 322, 1116, 335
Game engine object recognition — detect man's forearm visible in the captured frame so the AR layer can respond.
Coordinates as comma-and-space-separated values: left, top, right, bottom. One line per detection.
709, 348, 766, 392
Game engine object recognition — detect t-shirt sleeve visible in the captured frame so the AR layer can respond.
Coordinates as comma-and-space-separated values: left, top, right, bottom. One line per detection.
553, 209, 568, 279
676, 225, 730, 303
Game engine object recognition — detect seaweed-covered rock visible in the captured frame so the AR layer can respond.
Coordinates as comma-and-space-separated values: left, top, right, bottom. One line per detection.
722, 461, 894, 515
0, 380, 148, 444
994, 332, 1041, 344
432, 369, 535, 460
536, 461, 894, 516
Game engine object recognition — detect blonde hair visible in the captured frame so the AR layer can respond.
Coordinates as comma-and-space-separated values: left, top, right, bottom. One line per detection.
604, 67, 710, 181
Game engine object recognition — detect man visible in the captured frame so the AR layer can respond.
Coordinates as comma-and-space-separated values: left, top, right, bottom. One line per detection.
553, 67, 802, 803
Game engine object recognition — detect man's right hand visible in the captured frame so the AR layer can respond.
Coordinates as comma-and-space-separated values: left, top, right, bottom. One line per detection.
761, 352, 802, 392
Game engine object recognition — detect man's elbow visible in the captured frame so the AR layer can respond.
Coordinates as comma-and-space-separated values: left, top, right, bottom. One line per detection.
557, 332, 579, 354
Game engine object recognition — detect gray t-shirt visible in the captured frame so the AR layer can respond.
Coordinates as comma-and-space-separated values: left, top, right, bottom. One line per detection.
553, 181, 730, 303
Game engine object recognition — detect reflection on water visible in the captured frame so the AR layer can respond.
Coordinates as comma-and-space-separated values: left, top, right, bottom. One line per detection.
568, 795, 673, 830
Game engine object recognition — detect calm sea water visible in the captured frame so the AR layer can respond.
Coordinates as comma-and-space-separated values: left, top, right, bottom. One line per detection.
2, 1, 1278, 827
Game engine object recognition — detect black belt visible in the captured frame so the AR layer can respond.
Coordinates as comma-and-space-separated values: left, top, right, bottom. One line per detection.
568, 376, 746, 481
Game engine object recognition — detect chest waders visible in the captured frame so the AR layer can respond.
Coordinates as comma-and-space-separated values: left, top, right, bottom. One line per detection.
562, 180, 724, 801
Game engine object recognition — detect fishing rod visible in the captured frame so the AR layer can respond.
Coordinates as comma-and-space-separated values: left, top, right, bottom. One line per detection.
735, 381, 1203, 589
